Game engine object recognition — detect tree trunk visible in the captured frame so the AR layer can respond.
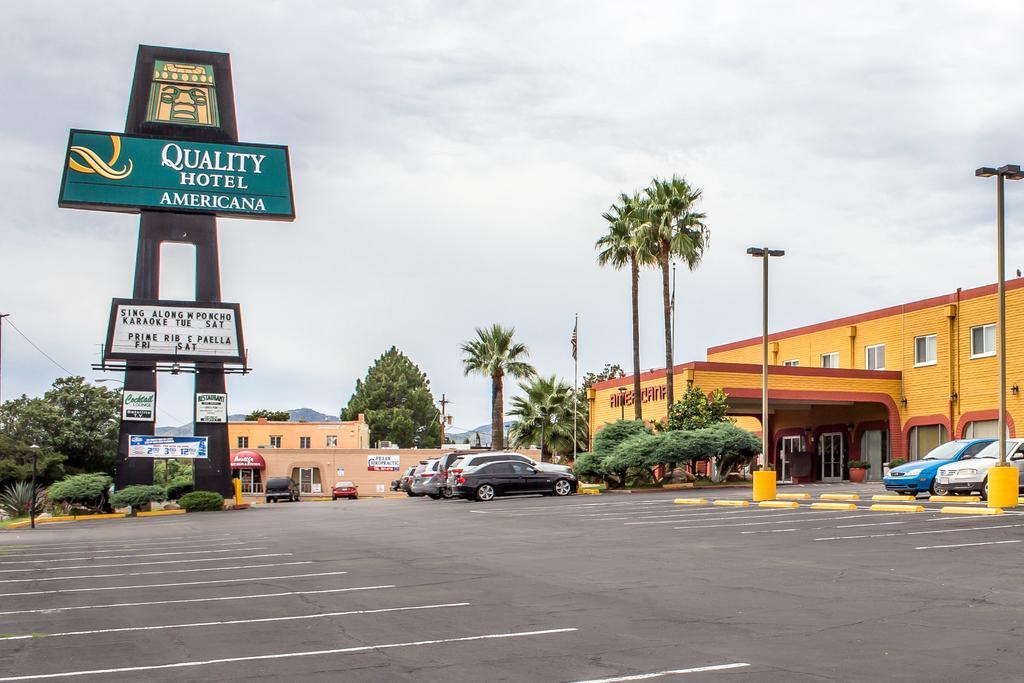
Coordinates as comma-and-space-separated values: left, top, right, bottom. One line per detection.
660, 246, 674, 409
630, 254, 642, 420
491, 372, 504, 450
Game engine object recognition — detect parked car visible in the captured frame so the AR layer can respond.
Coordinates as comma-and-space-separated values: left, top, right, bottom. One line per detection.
332, 481, 358, 500
883, 438, 994, 496
411, 459, 444, 499
935, 438, 1024, 499
453, 460, 577, 501
265, 476, 300, 503
445, 451, 571, 492
437, 451, 468, 499
399, 466, 417, 496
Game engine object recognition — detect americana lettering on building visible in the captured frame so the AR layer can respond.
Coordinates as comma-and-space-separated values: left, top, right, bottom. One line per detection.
59, 130, 294, 219
610, 385, 668, 408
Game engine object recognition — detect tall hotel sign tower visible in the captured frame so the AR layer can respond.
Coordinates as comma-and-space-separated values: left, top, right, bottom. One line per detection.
58, 46, 295, 495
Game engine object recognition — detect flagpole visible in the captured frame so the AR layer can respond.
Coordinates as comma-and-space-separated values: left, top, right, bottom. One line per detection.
573, 313, 579, 461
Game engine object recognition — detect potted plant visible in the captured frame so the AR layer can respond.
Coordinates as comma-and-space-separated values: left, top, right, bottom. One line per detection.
883, 458, 906, 478
848, 460, 871, 483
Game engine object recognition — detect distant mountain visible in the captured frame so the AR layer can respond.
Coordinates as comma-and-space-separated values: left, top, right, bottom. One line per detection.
445, 421, 513, 446
155, 407, 338, 437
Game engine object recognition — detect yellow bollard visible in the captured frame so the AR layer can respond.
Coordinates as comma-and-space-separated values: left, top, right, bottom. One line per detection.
752, 470, 777, 502
232, 477, 243, 507
987, 466, 1018, 509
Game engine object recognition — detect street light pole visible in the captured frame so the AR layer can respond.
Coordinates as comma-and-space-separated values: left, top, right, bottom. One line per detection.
976, 165, 1023, 508
29, 444, 39, 529
746, 247, 785, 470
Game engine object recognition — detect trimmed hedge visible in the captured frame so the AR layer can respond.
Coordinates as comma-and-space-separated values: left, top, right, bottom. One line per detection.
48, 473, 112, 512
178, 490, 224, 512
109, 485, 167, 512
166, 479, 194, 500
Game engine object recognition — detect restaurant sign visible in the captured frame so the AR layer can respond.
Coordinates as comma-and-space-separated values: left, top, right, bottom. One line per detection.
122, 390, 156, 422
195, 393, 228, 423
59, 130, 294, 219
129, 435, 208, 459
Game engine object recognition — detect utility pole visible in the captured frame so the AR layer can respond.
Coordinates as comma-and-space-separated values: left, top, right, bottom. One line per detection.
0, 313, 8, 404
439, 394, 449, 447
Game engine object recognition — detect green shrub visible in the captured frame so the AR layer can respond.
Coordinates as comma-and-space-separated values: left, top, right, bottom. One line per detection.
48, 473, 112, 513
178, 490, 224, 512
166, 479, 194, 500
109, 485, 167, 512
0, 481, 45, 518
848, 460, 871, 469
888, 459, 907, 468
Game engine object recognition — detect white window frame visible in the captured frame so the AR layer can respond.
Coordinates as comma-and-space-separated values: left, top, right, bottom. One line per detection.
970, 324, 996, 359
865, 344, 886, 371
326, 435, 338, 448
820, 352, 839, 368
237, 436, 248, 448
269, 435, 282, 448
783, 359, 800, 367
299, 436, 311, 449
914, 334, 937, 367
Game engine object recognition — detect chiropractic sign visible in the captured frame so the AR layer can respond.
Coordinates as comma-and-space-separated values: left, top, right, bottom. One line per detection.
104, 298, 245, 364
58, 130, 294, 219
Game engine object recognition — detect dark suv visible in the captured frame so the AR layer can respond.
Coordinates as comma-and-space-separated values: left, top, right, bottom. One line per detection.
265, 477, 300, 503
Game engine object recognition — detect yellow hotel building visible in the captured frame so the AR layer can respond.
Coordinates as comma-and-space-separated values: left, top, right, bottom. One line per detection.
589, 278, 1024, 483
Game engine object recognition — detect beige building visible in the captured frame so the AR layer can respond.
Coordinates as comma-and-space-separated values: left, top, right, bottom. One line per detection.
228, 415, 370, 451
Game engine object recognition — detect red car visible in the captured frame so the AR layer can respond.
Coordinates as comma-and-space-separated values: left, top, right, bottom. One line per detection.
332, 481, 358, 500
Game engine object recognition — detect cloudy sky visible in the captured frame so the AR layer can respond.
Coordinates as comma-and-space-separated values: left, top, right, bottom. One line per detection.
3, 1, 1024, 431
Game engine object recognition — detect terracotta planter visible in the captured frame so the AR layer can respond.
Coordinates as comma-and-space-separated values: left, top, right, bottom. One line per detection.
849, 467, 867, 483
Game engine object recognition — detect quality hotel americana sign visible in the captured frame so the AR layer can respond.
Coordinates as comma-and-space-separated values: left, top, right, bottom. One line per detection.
59, 131, 294, 219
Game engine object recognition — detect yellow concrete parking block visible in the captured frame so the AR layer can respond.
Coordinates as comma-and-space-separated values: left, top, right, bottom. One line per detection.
136, 509, 187, 517
776, 493, 811, 500
577, 488, 600, 495
820, 493, 859, 501
673, 498, 708, 505
758, 501, 801, 509
941, 506, 1003, 515
869, 504, 925, 513
872, 495, 917, 502
712, 499, 750, 507
810, 502, 858, 511
930, 495, 981, 503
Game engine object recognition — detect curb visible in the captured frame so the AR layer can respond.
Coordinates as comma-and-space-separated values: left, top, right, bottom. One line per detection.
776, 493, 811, 500
930, 495, 981, 503
810, 502, 858, 511
712, 500, 750, 507
872, 495, 916, 502
870, 504, 925, 513
577, 489, 601, 495
4, 513, 129, 529
941, 506, 1003, 515
673, 498, 708, 505
758, 501, 800, 509
136, 509, 187, 517
821, 493, 860, 501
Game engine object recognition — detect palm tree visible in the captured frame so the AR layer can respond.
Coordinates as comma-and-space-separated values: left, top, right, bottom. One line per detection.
638, 176, 708, 408
461, 325, 535, 451
508, 374, 586, 462
596, 192, 651, 420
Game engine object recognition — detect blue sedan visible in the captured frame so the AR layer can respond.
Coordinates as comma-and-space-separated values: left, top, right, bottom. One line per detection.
883, 438, 994, 496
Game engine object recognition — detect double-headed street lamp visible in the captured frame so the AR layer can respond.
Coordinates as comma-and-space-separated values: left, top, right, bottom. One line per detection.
747, 247, 785, 474
976, 165, 1024, 507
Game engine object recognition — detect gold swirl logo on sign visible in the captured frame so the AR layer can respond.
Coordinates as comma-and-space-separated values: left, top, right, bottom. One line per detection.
68, 135, 133, 180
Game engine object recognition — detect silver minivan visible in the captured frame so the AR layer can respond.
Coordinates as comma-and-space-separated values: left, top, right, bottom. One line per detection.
410, 459, 444, 499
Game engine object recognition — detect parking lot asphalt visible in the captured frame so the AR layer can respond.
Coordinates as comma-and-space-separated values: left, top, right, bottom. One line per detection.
2, 484, 1024, 682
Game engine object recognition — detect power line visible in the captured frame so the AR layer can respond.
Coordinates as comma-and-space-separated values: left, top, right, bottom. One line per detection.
2, 316, 75, 377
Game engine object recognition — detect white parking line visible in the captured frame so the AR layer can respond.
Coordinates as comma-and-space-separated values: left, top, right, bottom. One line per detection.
0, 602, 471, 641
0, 627, 579, 681
0, 553, 293, 574
834, 521, 905, 529
0, 539, 250, 558
0, 547, 268, 566
740, 529, 799, 534
0, 535, 234, 553
815, 522, 1024, 541
0, 560, 312, 584
671, 512, 905, 531
0, 570, 348, 597
915, 540, 1022, 550
570, 662, 751, 682
0, 584, 394, 616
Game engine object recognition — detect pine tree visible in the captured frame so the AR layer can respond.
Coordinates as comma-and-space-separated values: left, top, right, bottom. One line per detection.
341, 347, 441, 448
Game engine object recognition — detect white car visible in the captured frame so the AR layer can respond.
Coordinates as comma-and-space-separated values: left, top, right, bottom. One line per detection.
934, 438, 1024, 499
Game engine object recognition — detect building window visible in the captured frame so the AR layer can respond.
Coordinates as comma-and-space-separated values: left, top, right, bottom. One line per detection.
820, 352, 839, 368
326, 435, 338, 447
908, 424, 948, 460
865, 344, 885, 370
299, 436, 311, 449
291, 467, 322, 494
964, 419, 1004, 439
914, 334, 937, 367
237, 436, 248, 448
783, 359, 800, 367
971, 324, 996, 358
269, 435, 282, 448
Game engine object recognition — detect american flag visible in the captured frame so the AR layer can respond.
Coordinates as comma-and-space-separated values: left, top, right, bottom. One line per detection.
570, 320, 578, 361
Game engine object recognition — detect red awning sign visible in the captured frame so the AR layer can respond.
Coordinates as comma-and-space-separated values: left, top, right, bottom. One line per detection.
230, 451, 266, 469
